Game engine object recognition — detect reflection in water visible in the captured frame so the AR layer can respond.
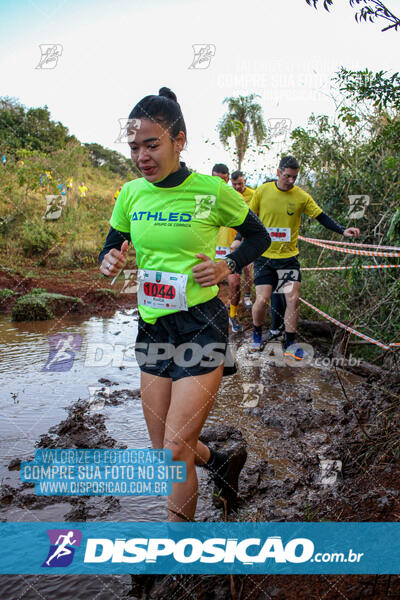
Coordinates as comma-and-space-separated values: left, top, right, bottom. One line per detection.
0, 310, 140, 477
0, 310, 217, 524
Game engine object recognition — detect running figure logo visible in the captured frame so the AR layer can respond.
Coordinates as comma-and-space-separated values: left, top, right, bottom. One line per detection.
42, 333, 82, 372
275, 269, 300, 294
35, 44, 63, 69
348, 195, 370, 220
115, 118, 141, 143
267, 119, 292, 144
188, 44, 216, 69
194, 195, 216, 219
42, 529, 82, 567
121, 269, 139, 294
242, 383, 264, 408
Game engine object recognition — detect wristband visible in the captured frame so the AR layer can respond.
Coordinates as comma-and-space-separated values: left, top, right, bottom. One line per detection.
224, 257, 237, 274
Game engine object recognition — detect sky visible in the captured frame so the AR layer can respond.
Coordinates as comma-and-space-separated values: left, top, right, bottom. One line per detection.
0, 0, 399, 186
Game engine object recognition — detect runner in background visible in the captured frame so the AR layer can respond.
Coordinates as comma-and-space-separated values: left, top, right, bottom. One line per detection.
57, 181, 67, 196
262, 176, 286, 344
230, 170, 255, 311
78, 182, 88, 199
39, 174, 46, 192
249, 155, 360, 357
211, 163, 229, 185
212, 164, 243, 332
114, 185, 122, 201
45, 170, 52, 193
99, 88, 270, 521
67, 177, 73, 195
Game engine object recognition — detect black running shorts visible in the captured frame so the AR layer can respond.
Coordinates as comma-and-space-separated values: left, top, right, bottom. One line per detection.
135, 296, 236, 381
253, 256, 302, 288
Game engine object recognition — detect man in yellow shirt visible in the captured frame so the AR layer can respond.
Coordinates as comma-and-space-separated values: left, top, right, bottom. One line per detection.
78, 182, 88, 198
249, 156, 360, 357
114, 186, 122, 201
212, 164, 243, 332
231, 170, 255, 312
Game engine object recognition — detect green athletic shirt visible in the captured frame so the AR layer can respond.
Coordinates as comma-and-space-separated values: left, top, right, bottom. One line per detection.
110, 172, 249, 324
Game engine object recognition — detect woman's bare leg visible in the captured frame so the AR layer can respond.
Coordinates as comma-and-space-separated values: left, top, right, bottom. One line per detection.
140, 371, 211, 465
140, 372, 172, 448
163, 365, 223, 521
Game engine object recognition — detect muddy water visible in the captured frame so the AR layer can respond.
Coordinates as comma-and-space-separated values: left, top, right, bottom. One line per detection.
0, 311, 363, 599
0, 309, 138, 474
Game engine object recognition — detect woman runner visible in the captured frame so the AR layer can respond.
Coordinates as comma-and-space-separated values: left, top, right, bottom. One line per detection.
99, 87, 270, 521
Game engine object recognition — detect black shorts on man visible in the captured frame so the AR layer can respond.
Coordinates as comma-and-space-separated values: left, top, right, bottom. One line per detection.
253, 256, 301, 288
135, 296, 236, 381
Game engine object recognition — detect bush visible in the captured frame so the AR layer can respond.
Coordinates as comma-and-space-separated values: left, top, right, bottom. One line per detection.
21, 219, 59, 256
0, 288, 17, 311
0, 288, 16, 299
11, 290, 83, 321
58, 239, 98, 267
12, 294, 54, 321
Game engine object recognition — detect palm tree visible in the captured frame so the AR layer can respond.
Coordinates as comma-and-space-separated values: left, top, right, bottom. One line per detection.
218, 94, 267, 170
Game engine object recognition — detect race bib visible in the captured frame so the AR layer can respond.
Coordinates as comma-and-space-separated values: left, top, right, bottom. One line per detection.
267, 227, 291, 242
215, 246, 230, 259
137, 269, 188, 311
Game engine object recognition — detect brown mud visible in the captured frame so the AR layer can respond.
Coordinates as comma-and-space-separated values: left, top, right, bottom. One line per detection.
0, 266, 135, 316
0, 272, 399, 598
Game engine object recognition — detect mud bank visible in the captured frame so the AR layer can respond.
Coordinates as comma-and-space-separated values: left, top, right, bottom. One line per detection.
1, 329, 399, 598
0, 266, 135, 316
1, 397, 130, 522
126, 352, 399, 599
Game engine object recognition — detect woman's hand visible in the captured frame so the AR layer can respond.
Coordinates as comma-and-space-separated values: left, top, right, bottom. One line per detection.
192, 253, 231, 287
100, 240, 129, 277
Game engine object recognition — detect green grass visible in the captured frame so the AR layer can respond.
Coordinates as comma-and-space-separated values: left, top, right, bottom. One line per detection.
0, 288, 17, 299
0, 164, 130, 276
11, 290, 84, 321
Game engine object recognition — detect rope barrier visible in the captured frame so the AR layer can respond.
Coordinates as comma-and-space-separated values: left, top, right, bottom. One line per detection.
275, 236, 400, 349
302, 264, 400, 271
298, 236, 400, 258
299, 298, 400, 350
299, 235, 400, 252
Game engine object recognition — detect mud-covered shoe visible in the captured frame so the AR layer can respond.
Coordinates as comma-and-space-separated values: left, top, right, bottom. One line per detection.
284, 343, 307, 361
264, 328, 284, 343
209, 448, 247, 511
229, 315, 243, 333
251, 330, 263, 351
244, 295, 253, 310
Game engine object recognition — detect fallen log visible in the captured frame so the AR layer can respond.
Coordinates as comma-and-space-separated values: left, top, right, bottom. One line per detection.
298, 319, 334, 338
344, 359, 400, 383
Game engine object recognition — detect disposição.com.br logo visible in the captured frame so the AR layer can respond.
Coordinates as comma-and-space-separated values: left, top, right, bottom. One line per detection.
41, 529, 82, 568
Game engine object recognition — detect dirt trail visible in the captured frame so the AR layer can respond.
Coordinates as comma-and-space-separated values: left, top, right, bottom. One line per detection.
0, 273, 399, 598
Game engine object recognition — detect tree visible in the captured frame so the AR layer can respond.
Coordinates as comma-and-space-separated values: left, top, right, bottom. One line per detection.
305, 0, 400, 32
217, 94, 267, 170
334, 67, 400, 112
288, 68, 400, 365
0, 97, 78, 153
84, 142, 138, 178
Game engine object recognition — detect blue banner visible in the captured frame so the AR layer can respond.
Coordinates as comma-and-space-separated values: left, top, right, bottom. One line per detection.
0, 522, 399, 574
20, 449, 186, 496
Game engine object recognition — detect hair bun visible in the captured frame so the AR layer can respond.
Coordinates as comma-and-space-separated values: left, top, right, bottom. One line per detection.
158, 87, 178, 103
